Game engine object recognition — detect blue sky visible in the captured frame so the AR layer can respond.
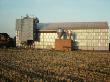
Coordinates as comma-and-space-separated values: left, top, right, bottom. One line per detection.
0, 0, 110, 37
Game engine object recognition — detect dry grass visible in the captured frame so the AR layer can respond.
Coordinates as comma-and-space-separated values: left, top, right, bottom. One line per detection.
0, 49, 110, 82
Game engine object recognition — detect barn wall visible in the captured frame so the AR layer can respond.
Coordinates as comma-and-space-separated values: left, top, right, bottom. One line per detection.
34, 29, 109, 50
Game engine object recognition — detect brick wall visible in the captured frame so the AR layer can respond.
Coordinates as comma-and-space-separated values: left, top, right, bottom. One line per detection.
55, 39, 72, 51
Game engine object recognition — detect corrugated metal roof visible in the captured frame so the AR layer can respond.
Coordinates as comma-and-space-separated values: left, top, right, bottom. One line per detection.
37, 22, 108, 30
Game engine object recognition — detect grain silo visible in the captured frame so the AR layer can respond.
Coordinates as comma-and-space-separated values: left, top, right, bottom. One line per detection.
16, 15, 39, 47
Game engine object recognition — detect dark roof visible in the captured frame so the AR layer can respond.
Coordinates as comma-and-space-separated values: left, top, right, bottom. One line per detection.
0, 33, 9, 37
37, 22, 108, 30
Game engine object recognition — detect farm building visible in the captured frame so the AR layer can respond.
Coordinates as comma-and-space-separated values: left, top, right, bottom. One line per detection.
16, 15, 109, 50
0, 33, 15, 48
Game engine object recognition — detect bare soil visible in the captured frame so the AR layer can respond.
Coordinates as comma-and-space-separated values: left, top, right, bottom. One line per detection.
0, 49, 110, 82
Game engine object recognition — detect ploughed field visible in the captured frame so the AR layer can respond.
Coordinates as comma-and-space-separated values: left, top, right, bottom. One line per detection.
0, 49, 110, 82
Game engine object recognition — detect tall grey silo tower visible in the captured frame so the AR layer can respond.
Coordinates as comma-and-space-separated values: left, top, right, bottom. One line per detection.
16, 15, 39, 47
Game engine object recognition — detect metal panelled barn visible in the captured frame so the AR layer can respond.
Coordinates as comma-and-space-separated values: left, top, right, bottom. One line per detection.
16, 16, 109, 50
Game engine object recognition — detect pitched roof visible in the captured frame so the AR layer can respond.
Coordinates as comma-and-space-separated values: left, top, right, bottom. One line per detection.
37, 22, 108, 30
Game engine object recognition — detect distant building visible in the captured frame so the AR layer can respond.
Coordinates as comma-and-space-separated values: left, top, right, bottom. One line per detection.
16, 16, 109, 50
0, 33, 15, 48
